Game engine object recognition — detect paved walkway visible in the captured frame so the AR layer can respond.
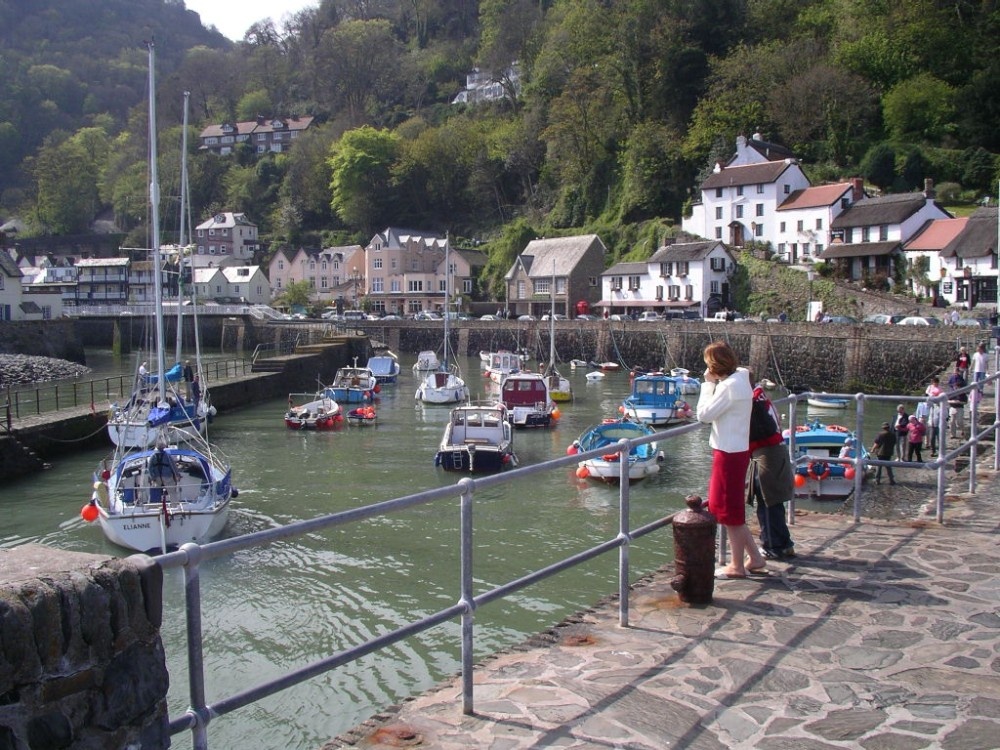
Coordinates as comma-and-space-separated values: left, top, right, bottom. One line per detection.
325, 465, 1000, 750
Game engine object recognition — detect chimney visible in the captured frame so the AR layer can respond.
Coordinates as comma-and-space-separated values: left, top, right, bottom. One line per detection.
851, 177, 864, 201
736, 134, 746, 151
256, 115, 265, 125
924, 178, 935, 198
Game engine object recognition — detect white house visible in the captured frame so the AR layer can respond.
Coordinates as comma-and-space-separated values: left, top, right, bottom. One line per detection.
193, 265, 270, 304
600, 240, 736, 317
774, 181, 860, 264
902, 216, 969, 303
934, 207, 998, 309
683, 155, 811, 249
820, 184, 953, 282
0, 251, 22, 320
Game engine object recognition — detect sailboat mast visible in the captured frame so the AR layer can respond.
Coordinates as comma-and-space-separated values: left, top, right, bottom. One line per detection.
550, 258, 556, 367
147, 42, 167, 405
174, 90, 190, 364
442, 236, 449, 369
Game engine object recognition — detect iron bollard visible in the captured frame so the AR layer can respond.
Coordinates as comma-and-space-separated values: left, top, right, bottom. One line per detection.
670, 494, 717, 605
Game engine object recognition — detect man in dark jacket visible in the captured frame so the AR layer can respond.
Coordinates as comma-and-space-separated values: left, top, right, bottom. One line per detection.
871, 422, 896, 485
747, 386, 795, 559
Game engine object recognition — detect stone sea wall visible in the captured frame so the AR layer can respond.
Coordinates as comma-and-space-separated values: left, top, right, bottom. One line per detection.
0, 546, 168, 749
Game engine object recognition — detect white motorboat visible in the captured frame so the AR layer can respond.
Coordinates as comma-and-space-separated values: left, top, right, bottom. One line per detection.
435, 401, 516, 472
415, 239, 469, 405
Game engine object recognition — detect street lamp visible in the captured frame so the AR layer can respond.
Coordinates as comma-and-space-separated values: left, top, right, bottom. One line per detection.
351, 268, 361, 308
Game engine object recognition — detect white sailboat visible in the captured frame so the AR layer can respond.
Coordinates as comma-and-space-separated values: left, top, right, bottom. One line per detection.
107, 91, 214, 447
82, 43, 236, 554
415, 237, 470, 405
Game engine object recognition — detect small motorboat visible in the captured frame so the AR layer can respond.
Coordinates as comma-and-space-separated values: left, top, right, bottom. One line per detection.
499, 372, 558, 428
621, 371, 692, 426
284, 394, 343, 430
782, 420, 872, 499
568, 418, 663, 483
807, 393, 850, 410
591, 361, 621, 372
435, 401, 517, 473
484, 350, 523, 385
669, 367, 701, 395
346, 405, 377, 426
569, 359, 589, 370
367, 353, 400, 385
585, 371, 605, 382
323, 360, 379, 404
413, 350, 441, 375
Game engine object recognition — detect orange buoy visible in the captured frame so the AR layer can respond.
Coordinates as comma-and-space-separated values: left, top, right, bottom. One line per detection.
576, 465, 589, 478
844, 467, 856, 480
794, 473, 806, 488
566, 444, 579, 455
81, 503, 99, 522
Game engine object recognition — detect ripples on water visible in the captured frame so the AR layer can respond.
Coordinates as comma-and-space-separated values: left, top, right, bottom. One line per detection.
1, 351, 909, 749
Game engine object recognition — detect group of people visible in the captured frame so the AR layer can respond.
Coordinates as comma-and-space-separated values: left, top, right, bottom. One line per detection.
696, 341, 795, 580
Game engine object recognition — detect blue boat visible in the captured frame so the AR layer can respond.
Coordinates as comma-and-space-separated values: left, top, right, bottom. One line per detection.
323, 361, 379, 404
620, 372, 692, 426
569, 418, 663, 483
367, 353, 401, 384
782, 420, 872, 499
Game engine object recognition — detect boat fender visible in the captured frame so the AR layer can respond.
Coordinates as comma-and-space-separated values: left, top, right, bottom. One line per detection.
795, 425, 809, 432
232, 488, 239, 498
807, 460, 831, 480
827, 424, 849, 432
602, 453, 620, 462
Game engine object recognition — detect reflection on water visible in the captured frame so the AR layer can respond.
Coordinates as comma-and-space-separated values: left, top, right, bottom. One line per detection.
1, 351, 915, 749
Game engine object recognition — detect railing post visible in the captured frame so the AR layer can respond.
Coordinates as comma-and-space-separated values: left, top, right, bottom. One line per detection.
178, 543, 211, 750
617, 438, 631, 627
458, 477, 476, 716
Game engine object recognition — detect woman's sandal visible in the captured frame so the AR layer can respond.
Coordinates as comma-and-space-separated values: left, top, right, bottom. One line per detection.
714, 567, 747, 580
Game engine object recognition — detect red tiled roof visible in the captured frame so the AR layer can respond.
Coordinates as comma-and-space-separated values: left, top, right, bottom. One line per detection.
778, 183, 853, 211
904, 217, 968, 251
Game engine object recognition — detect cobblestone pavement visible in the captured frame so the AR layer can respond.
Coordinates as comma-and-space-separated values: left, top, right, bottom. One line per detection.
325, 464, 1000, 750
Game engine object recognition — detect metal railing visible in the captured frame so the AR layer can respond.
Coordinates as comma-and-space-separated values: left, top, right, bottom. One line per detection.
3, 358, 251, 421
151, 379, 999, 749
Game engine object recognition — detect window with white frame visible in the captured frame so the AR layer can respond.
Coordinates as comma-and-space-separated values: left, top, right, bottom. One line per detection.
534, 279, 551, 295
715, 227, 722, 239
677, 262, 689, 276
715, 207, 723, 220
816, 218, 823, 230
756, 184, 764, 194
628, 275, 641, 290
737, 186, 744, 196
756, 203, 764, 216
610, 276, 623, 290
408, 280, 423, 292
736, 205, 744, 218
517, 280, 526, 298
556, 278, 567, 294
463, 279, 472, 293
371, 278, 384, 292
755, 224, 763, 237
390, 280, 401, 292
685, 285, 694, 300
660, 262, 672, 277
374, 258, 383, 269
668, 285, 680, 299
879, 225, 888, 241
710, 280, 719, 294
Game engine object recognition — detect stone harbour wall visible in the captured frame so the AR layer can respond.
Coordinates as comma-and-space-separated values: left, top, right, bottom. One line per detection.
0, 546, 168, 749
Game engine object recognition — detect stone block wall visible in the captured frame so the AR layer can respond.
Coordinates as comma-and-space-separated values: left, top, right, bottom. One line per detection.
0, 546, 168, 750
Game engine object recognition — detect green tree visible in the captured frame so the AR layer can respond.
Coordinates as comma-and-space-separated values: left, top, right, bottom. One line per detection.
618, 121, 689, 222
328, 126, 402, 234
279, 279, 314, 308
882, 74, 955, 144
860, 143, 896, 192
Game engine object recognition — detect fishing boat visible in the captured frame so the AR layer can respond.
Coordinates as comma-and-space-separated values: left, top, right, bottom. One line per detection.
367, 352, 400, 384
669, 367, 701, 395
591, 361, 622, 372
412, 350, 440, 375
323, 360, 379, 403
415, 239, 470, 405
568, 418, 663, 483
82, 43, 235, 554
499, 371, 558, 427
346, 404, 377, 426
620, 371, 692, 426
435, 401, 516, 473
484, 350, 523, 385
284, 393, 342, 430
807, 393, 850, 409
782, 420, 871, 499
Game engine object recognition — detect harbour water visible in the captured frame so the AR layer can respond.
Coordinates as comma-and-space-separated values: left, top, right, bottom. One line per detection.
1, 350, 910, 749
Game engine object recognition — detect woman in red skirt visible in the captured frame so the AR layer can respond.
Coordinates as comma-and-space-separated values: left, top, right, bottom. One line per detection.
696, 341, 767, 579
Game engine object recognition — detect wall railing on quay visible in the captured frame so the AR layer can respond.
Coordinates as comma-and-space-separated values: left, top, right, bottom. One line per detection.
2, 357, 251, 422
152, 374, 998, 750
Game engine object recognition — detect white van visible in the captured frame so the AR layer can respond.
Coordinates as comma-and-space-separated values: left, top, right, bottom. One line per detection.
637, 311, 661, 322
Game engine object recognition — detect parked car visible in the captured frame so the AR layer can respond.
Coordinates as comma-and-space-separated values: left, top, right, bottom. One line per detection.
575, 314, 597, 320
862, 313, 905, 325
897, 316, 942, 326
824, 315, 859, 324
517, 314, 537, 321
413, 310, 442, 320
541, 313, 568, 321
955, 317, 988, 328
637, 311, 661, 322
480, 314, 497, 320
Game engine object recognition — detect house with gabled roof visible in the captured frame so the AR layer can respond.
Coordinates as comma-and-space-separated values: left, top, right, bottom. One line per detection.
199, 115, 314, 156
774, 181, 862, 264
363, 227, 450, 315
0, 251, 23, 320
504, 235, 606, 318
902, 216, 969, 303
74, 257, 129, 306
819, 182, 953, 282
936, 207, 998, 309
193, 212, 258, 266
683, 135, 811, 249
267, 246, 363, 303
599, 240, 737, 318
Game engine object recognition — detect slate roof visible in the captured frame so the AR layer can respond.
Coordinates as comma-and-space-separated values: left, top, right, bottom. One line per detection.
941, 207, 998, 259
819, 241, 900, 259
649, 240, 728, 263
603, 261, 648, 276
736, 137, 795, 164
0, 251, 21, 278
830, 192, 950, 229
514, 235, 605, 278
700, 161, 796, 190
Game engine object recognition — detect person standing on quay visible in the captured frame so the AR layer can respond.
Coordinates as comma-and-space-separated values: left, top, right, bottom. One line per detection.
892, 404, 909, 461
955, 346, 970, 380
906, 416, 925, 463
747, 384, 795, 560
871, 422, 896, 485
971, 343, 988, 392
696, 341, 766, 579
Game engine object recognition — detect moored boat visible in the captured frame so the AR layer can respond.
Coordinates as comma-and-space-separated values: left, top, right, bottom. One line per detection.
621, 371, 692, 426
568, 417, 663, 482
346, 405, 377, 426
323, 361, 379, 404
285, 394, 342, 430
782, 420, 871, 499
367, 352, 400, 384
500, 371, 558, 427
435, 401, 516, 473
484, 350, 523, 385
413, 350, 440, 375
669, 367, 701, 395
807, 393, 850, 409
